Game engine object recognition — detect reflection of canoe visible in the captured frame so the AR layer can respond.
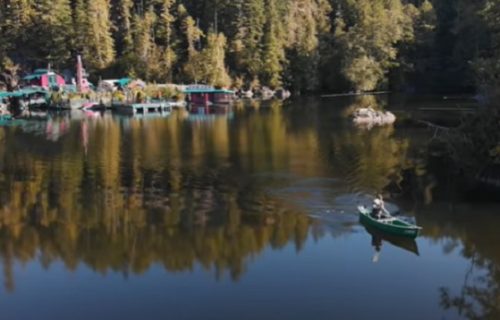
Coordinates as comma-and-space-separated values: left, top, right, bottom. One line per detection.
363, 224, 419, 256
358, 205, 421, 238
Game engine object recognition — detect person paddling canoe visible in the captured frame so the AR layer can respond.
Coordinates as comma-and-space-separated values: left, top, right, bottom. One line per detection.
371, 194, 388, 219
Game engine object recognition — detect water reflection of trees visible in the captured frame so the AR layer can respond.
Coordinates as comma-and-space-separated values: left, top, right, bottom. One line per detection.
417, 207, 500, 319
329, 126, 410, 193
0, 109, 321, 292
440, 256, 500, 320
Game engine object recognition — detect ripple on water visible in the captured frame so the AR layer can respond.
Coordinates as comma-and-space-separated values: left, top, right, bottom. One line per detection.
262, 175, 403, 235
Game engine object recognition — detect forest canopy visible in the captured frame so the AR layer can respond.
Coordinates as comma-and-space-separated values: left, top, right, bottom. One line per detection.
0, 0, 499, 94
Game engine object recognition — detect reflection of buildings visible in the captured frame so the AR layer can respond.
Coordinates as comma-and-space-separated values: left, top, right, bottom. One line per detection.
184, 87, 235, 105
188, 105, 234, 120
8, 113, 72, 142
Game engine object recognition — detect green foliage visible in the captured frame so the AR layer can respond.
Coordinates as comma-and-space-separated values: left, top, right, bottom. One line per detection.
0, 0, 499, 93
158, 0, 177, 82
134, 89, 146, 103
260, 0, 285, 88
390, 1, 436, 91
231, 0, 266, 81
130, 7, 162, 80
112, 90, 126, 102
473, 58, 500, 98
111, 0, 134, 56
143, 84, 184, 101
471, 0, 500, 97
199, 32, 232, 87
433, 107, 500, 173
181, 6, 205, 82
83, 0, 115, 70
333, 0, 413, 91
50, 91, 64, 105
29, 0, 73, 68
0, 58, 20, 91
285, 0, 331, 92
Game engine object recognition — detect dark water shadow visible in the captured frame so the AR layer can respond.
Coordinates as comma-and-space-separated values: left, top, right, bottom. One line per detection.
362, 223, 420, 256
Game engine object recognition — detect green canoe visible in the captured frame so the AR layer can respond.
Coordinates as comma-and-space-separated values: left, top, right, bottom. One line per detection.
358, 205, 422, 238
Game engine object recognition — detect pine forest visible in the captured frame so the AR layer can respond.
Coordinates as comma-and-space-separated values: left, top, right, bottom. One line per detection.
0, 0, 499, 94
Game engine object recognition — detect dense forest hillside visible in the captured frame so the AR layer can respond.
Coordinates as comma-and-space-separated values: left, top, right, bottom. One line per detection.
0, 0, 499, 93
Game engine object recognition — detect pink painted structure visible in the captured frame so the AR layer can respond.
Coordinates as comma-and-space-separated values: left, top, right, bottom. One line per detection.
23, 69, 66, 89
76, 55, 90, 93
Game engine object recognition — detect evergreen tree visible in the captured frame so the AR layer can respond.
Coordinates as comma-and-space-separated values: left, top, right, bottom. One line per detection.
1, 0, 33, 34
393, 0, 436, 91
27, 0, 73, 68
83, 0, 115, 70
285, 0, 332, 92
180, 5, 204, 82
73, 0, 87, 54
231, 0, 265, 85
200, 31, 231, 87
261, 0, 286, 88
158, 0, 177, 82
473, 0, 500, 96
131, 7, 163, 80
0, 0, 499, 93
334, 0, 412, 91
0, 0, 33, 64
112, 0, 134, 56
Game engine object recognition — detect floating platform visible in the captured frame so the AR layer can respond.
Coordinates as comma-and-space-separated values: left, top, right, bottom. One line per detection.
114, 101, 172, 115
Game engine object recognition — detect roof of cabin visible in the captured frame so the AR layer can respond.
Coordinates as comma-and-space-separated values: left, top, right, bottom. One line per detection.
116, 78, 131, 86
0, 88, 49, 98
24, 69, 60, 80
33, 69, 49, 74
23, 74, 43, 80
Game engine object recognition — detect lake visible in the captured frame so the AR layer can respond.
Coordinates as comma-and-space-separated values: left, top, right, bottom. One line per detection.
0, 95, 499, 320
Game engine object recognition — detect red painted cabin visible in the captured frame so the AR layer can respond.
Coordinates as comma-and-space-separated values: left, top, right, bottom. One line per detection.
184, 88, 235, 105
23, 69, 66, 89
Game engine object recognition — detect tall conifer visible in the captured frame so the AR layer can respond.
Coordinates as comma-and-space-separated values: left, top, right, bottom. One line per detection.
84, 0, 115, 70
158, 0, 177, 81
261, 0, 285, 88
232, 0, 265, 83
29, 0, 73, 67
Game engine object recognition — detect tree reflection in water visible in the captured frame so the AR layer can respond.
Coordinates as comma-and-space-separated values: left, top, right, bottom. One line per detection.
418, 207, 500, 320
0, 97, 498, 320
0, 98, 440, 292
0, 103, 323, 292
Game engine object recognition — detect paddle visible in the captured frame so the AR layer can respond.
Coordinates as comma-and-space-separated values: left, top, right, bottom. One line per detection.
382, 206, 390, 216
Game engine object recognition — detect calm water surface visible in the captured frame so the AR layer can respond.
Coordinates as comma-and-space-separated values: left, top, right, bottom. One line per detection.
0, 96, 499, 320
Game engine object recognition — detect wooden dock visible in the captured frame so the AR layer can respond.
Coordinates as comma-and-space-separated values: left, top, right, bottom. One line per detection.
114, 101, 172, 115
1, 88, 50, 109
